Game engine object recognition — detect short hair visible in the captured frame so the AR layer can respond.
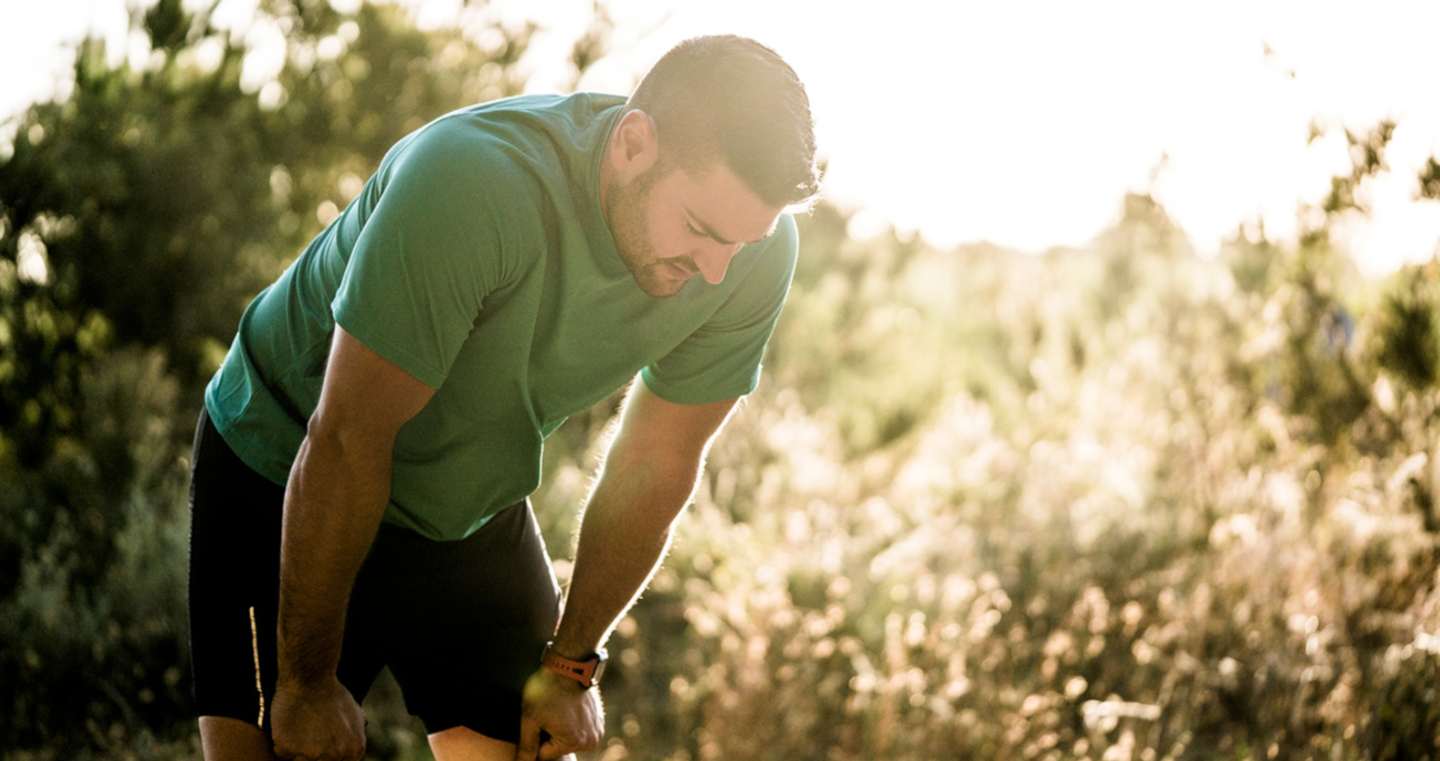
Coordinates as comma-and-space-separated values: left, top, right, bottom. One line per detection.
628, 35, 821, 209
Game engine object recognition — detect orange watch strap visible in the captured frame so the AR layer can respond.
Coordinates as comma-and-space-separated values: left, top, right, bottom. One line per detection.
541, 642, 606, 688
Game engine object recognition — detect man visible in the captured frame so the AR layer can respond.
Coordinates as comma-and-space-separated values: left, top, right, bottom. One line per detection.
187, 34, 820, 761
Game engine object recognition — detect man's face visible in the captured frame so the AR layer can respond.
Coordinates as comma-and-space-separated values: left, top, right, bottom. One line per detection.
606, 158, 784, 298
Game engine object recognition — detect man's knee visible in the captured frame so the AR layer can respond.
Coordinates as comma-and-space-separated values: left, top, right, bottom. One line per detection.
428, 724, 524, 761
199, 715, 278, 761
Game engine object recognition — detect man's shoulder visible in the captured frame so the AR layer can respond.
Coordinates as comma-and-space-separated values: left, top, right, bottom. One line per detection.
378, 92, 623, 204
465, 92, 628, 122
733, 213, 800, 284
410, 93, 626, 154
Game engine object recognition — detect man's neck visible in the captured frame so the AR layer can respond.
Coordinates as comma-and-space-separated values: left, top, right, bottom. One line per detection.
596, 120, 621, 222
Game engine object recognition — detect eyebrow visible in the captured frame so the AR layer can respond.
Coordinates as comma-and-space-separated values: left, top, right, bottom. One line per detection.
686, 206, 776, 246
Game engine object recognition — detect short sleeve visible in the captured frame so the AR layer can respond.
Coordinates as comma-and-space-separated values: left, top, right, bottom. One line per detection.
641, 215, 799, 404
332, 120, 534, 388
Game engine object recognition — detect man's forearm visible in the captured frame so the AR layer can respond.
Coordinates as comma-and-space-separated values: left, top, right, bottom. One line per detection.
551, 452, 700, 658
278, 424, 395, 686
514, 387, 735, 759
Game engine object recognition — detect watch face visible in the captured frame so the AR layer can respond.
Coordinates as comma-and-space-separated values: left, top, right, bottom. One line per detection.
591, 656, 607, 686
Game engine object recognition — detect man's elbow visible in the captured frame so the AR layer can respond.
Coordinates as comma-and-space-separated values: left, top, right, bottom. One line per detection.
303, 407, 398, 467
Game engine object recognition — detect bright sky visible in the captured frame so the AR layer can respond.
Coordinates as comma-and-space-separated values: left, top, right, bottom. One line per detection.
3, 0, 1439, 275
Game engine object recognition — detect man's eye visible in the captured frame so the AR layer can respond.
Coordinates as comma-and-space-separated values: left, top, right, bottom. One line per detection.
686, 221, 704, 237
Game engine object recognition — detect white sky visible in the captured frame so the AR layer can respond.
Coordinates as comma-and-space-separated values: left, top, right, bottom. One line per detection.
2, 0, 1439, 275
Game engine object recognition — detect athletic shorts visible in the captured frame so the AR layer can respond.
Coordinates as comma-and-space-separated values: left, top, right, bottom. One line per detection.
187, 408, 562, 742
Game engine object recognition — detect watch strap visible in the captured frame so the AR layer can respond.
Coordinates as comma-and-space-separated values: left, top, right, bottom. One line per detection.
541, 642, 607, 688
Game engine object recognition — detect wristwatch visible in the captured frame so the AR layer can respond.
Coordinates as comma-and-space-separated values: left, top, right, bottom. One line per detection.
541, 642, 608, 689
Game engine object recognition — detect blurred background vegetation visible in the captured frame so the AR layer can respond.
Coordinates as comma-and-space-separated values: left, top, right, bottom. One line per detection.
4, 1, 1440, 759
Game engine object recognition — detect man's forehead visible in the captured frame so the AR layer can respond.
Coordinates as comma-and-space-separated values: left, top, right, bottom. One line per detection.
674, 163, 784, 244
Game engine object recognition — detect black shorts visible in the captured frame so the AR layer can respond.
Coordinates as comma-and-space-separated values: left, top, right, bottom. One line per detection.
187, 409, 562, 742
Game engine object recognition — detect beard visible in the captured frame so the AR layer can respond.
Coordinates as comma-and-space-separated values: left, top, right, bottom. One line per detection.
605, 165, 694, 298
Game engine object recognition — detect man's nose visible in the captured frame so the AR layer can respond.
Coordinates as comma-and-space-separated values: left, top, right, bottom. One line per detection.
693, 242, 743, 285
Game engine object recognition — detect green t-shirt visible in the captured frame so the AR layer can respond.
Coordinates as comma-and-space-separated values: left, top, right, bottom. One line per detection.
204, 93, 798, 541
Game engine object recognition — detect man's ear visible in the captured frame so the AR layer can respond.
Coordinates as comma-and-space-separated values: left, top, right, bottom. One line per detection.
610, 109, 659, 179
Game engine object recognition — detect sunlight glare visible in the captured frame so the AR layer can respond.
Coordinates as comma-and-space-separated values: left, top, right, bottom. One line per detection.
3, 0, 1438, 273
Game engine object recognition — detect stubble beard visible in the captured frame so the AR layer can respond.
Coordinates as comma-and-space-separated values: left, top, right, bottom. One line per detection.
606, 167, 691, 298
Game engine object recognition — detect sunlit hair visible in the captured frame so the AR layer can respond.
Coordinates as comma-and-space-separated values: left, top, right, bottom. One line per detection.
628, 35, 821, 210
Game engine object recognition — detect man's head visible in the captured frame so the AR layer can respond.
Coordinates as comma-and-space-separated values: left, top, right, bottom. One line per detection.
601, 35, 820, 298
630, 35, 821, 211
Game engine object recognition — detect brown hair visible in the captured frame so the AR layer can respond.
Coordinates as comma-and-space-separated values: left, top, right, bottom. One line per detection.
628, 35, 821, 209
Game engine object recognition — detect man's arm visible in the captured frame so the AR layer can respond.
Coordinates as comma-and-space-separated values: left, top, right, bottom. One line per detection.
271, 326, 436, 761
515, 381, 739, 761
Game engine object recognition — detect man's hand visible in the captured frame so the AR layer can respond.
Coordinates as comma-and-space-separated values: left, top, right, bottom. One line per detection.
271, 678, 367, 761
514, 668, 605, 760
